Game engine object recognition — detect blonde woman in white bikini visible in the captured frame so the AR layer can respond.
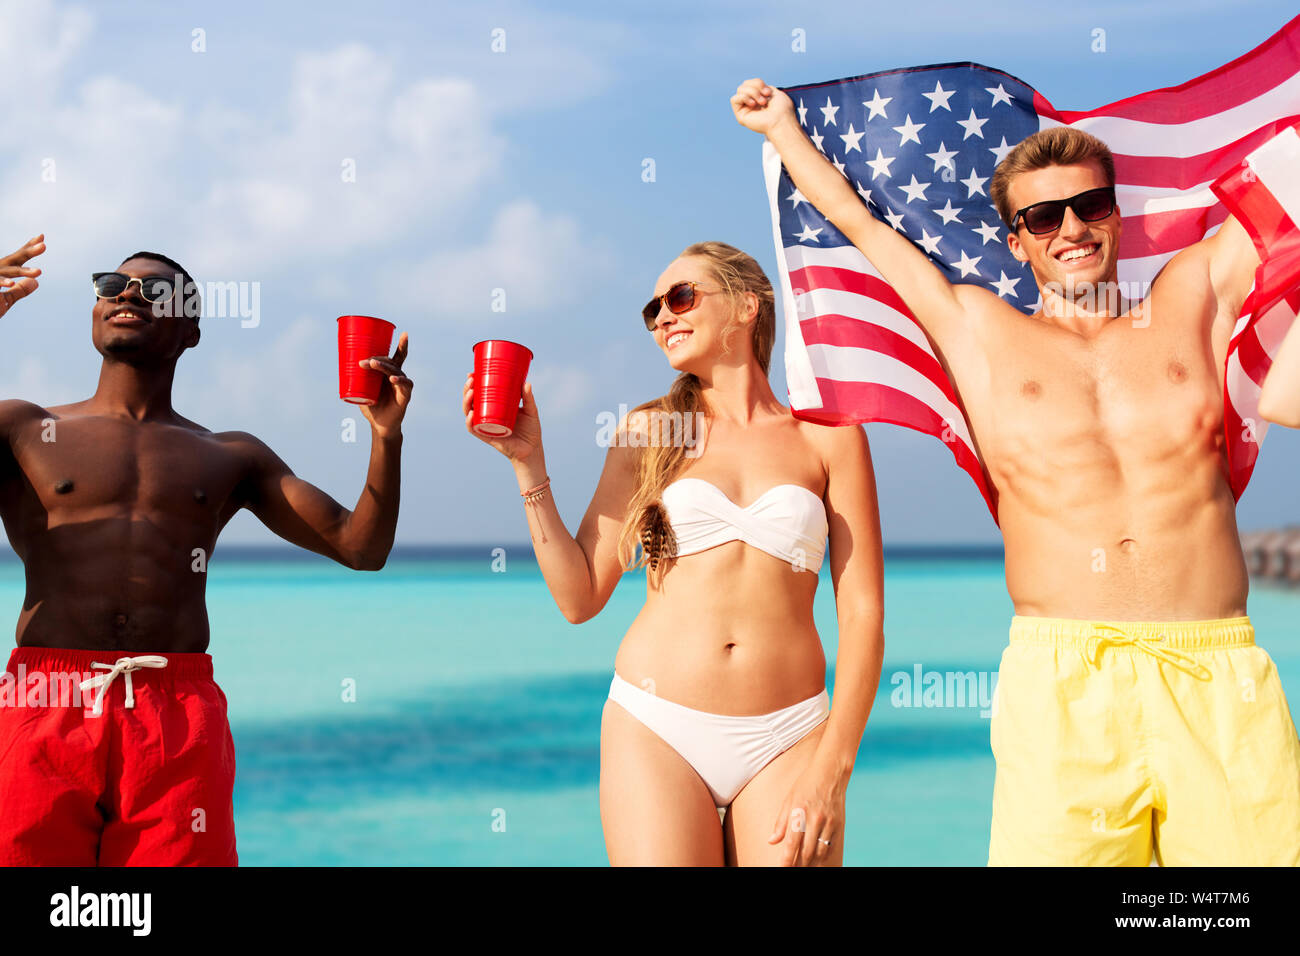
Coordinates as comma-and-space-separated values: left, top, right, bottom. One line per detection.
464, 241, 884, 866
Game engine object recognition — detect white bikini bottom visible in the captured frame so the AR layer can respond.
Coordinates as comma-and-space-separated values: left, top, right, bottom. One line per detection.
607, 672, 830, 808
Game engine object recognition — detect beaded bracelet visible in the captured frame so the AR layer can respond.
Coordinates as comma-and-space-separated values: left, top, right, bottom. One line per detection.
521, 476, 551, 543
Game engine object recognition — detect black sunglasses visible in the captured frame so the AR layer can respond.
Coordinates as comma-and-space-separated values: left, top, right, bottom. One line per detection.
1011, 186, 1117, 235
642, 280, 715, 331
92, 272, 178, 303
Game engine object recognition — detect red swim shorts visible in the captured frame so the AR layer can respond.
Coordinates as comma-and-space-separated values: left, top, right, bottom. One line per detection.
0, 647, 237, 866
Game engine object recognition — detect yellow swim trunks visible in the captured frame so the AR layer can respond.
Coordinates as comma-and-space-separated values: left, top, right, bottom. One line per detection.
988, 616, 1300, 866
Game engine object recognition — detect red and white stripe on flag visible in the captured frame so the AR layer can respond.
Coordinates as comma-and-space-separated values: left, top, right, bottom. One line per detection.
1212, 120, 1300, 493
1213, 121, 1300, 319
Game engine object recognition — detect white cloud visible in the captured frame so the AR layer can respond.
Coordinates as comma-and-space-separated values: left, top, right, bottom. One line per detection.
1, 1, 621, 333
2, 21, 506, 278
2, 73, 186, 260
0, 356, 59, 406
180, 315, 322, 425
350, 7, 620, 115
187, 47, 506, 274
526, 364, 597, 419
0, 0, 91, 103
387, 199, 614, 320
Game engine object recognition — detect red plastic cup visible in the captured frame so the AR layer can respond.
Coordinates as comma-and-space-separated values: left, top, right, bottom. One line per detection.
337, 315, 396, 405
471, 340, 533, 437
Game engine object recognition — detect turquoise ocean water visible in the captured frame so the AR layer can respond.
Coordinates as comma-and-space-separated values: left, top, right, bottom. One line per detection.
3, 548, 1297, 866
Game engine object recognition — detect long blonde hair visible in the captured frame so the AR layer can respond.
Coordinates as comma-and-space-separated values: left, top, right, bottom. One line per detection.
615, 241, 777, 585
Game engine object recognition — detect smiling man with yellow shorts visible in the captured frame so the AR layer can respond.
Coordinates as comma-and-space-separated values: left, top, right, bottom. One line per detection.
738, 84, 1300, 864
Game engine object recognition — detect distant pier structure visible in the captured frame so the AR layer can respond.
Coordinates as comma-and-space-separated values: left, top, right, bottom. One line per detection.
1240, 529, 1300, 584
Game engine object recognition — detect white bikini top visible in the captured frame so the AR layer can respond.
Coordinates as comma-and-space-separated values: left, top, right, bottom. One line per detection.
660, 477, 829, 573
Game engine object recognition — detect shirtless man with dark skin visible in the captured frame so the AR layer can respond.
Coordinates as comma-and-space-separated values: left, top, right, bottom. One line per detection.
0, 236, 411, 651
0, 235, 412, 865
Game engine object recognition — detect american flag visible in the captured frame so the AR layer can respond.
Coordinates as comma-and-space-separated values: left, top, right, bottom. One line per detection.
763, 15, 1300, 521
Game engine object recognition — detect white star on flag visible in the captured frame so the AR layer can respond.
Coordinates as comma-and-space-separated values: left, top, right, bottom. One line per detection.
989, 136, 1015, 163
899, 175, 931, 203
935, 199, 964, 224
892, 114, 925, 146
840, 124, 866, 153
986, 84, 1014, 107
956, 109, 988, 139
796, 223, 823, 244
960, 168, 989, 197
921, 81, 955, 112
915, 229, 942, 255
866, 148, 895, 179
991, 270, 1021, 298
863, 89, 891, 120
950, 250, 982, 277
820, 98, 840, 125
925, 141, 959, 172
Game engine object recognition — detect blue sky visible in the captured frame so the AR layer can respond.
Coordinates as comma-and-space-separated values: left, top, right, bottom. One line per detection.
2, 0, 1297, 547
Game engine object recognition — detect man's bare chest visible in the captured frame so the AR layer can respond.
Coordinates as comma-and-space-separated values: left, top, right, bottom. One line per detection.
7, 417, 246, 521
960, 311, 1226, 468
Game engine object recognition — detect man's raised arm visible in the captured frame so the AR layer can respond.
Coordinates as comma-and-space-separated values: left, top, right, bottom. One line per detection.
731, 79, 987, 355
238, 334, 413, 570
1175, 213, 1263, 343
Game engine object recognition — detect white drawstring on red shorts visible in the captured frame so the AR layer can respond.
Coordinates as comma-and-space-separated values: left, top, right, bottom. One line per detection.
79, 656, 169, 716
